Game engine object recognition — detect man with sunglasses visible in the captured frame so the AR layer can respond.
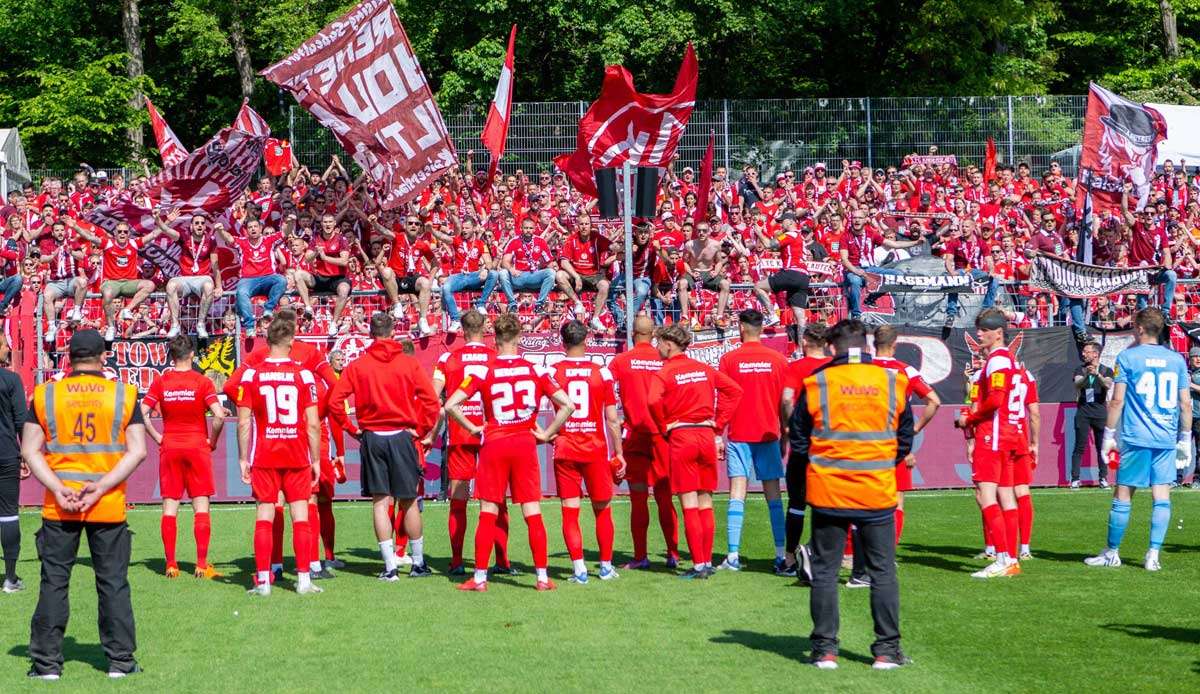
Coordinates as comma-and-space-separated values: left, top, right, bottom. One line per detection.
1122, 186, 1178, 318
839, 212, 921, 319
156, 212, 222, 340
70, 220, 172, 342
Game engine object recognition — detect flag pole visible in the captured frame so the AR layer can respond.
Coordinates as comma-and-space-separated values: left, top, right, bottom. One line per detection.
623, 160, 634, 347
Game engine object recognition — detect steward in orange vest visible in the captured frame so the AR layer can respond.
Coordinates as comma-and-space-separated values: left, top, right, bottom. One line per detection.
788, 319, 913, 670
20, 330, 147, 680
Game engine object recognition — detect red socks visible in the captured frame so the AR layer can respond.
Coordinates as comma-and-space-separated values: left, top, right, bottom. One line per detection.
844, 529, 854, 557
393, 504, 408, 554
682, 507, 703, 566
526, 513, 549, 569
629, 490, 650, 560
1003, 507, 1019, 559
307, 503, 321, 567
595, 505, 615, 563
698, 507, 715, 566
161, 515, 178, 569
894, 508, 905, 545
292, 520, 312, 573
653, 480, 679, 558
194, 512, 211, 569
271, 508, 284, 566
561, 506, 583, 561
449, 499, 469, 566
1017, 494, 1034, 547
982, 504, 1007, 557
981, 508, 992, 547
494, 506, 511, 567
317, 499, 335, 561
474, 511, 497, 572
253, 519, 273, 574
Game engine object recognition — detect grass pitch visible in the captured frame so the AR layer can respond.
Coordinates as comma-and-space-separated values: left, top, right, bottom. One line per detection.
0, 488, 1197, 692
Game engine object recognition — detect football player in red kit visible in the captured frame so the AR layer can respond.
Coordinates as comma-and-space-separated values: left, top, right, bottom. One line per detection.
430, 310, 513, 575
609, 316, 680, 570
237, 318, 322, 596
445, 314, 575, 592
648, 324, 743, 579
141, 336, 229, 579
1014, 362, 1040, 559
554, 320, 625, 584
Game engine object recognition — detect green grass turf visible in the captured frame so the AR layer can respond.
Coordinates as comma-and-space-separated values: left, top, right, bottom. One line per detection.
0, 488, 1197, 692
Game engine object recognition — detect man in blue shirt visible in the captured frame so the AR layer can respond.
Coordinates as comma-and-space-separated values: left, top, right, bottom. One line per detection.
1086, 308, 1191, 571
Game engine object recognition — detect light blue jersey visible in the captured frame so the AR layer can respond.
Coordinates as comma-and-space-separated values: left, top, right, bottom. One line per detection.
1114, 343, 1188, 449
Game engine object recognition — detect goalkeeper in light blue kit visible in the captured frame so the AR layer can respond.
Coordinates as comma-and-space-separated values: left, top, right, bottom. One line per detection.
1086, 308, 1192, 571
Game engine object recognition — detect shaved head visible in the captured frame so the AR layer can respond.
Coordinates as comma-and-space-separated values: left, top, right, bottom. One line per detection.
632, 315, 655, 343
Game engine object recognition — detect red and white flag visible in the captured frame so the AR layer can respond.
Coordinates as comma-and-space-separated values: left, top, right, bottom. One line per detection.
481, 25, 517, 178
1078, 82, 1167, 213
233, 99, 271, 138
554, 44, 698, 197
694, 130, 715, 224
146, 97, 188, 167
259, 0, 457, 209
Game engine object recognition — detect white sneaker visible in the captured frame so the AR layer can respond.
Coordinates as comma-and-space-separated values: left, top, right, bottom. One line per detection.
68, 306, 83, 321
120, 308, 133, 320
970, 559, 1009, 578
297, 582, 324, 595
447, 320, 462, 334
1083, 549, 1122, 567
104, 326, 116, 342
247, 583, 271, 597
418, 318, 435, 336
573, 301, 586, 317
1069, 480, 1080, 489
763, 312, 781, 327
45, 323, 57, 344
392, 303, 405, 319
396, 555, 413, 567
328, 323, 339, 337
166, 322, 181, 338
196, 322, 208, 340
590, 317, 605, 332
1144, 552, 1161, 572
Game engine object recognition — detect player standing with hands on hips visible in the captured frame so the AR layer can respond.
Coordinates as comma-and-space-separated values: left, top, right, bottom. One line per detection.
1086, 308, 1191, 571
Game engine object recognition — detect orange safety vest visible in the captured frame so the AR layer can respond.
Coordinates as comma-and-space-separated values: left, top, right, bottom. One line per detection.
32, 374, 137, 523
803, 362, 908, 512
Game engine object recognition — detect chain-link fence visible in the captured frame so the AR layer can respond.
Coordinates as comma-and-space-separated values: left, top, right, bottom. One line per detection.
289, 95, 1087, 180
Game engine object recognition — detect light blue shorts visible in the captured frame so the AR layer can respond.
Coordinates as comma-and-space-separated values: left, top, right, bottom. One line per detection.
1116, 445, 1175, 488
726, 441, 784, 482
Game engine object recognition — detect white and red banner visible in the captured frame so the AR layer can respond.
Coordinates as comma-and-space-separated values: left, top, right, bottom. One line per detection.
145, 97, 188, 167
481, 24, 516, 178
555, 43, 698, 197
259, 0, 457, 209
1078, 82, 1167, 213
694, 130, 714, 224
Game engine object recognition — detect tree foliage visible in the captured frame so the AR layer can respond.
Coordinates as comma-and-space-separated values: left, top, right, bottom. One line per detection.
0, 0, 1195, 167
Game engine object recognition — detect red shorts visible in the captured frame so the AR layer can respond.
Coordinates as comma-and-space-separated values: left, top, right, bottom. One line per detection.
159, 447, 215, 499
624, 434, 669, 486
972, 446, 1021, 487
252, 467, 312, 504
667, 427, 717, 494
1012, 452, 1034, 487
895, 461, 913, 492
446, 445, 480, 481
476, 436, 541, 504
554, 457, 613, 501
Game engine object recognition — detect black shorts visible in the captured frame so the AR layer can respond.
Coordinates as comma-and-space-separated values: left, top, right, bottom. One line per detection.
685, 272, 725, 292
578, 273, 607, 292
360, 430, 422, 499
396, 274, 423, 295
0, 457, 19, 517
311, 274, 351, 295
767, 270, 811, 308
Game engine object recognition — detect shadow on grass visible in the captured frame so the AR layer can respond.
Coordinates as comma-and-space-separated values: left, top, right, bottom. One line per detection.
8, 636, 109, 674
894, 543, 979, 573
1101, 624, 1200, 674
709, 629, 874, 666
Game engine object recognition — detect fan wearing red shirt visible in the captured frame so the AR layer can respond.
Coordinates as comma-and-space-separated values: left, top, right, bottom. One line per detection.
445, 314, 575, 592
303, 214, 353, 337
609, 316, 680, 570
71, 220, 172, 342
215, 218, 286, 335
498, 218, 557, 314
872, 326, 941, 545
430, 310, 512, 575
1122, 189, 1178, 315
554, 321, 625, 584
157, 212, 223, 340
431, 218, 499, 334
838, 212, 921, 319
141, 336, 229, 579
236, 319, 322, 596
41, 219, 88, 344
372, 214, 436, 337
557, 214, 613, 332
648, 324, 744, 579
716, 310, 789, 573
755, 213, 812, 329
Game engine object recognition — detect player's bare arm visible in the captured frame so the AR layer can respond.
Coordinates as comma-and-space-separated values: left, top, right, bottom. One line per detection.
535, 390, 575, 443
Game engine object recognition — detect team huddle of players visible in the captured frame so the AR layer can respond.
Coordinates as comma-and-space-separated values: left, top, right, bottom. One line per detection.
138, 303, 1189, 593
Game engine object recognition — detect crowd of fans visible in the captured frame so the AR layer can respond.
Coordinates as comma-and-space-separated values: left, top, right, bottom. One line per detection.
2, 148, 1199, 351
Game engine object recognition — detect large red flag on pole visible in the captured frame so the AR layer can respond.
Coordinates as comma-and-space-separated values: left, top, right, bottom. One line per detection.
481, 25, 517, 179
1078, 82, 1167, 213
694, 130, 715, 224
983, 137, 996, 184
146, 97, 188, 167
554, 44, 698, 197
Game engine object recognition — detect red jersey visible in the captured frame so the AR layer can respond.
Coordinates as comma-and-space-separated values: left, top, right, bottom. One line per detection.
553, 357, 616, 462
234, 233, 282, 278
872, 356, 934, 399
224, 340, 336, 402
387, 234, 433, 275
450, 237, 489, 274
143, 369, 217, 449
179, 233, 217, 277
236, 358, 318, 468
311, 232, 349, 276
433, 341, 496, 446
100, 237, 142, 281
840, 230, 884, 267
718, 341, 788, 442
561, 233, 610, 276
965, 347, 1028, 452
1129, 222, 1169, 266
647, 354, 743, 434
454, 354, 562, 443
777, 230, 808, 271
503, 236, 553, 272
609, 342, 663, 437
784, 356, 832, 403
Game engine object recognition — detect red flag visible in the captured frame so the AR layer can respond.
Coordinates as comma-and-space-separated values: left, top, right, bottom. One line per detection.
146, 97, 188, 167
481, 25, 517, 179
264, 138, 294, 176
555, 43, 699, 197
1079, 82, 1167, 213
233, 99, 270, 138
983, 137, 996, 184
260, 0, 457, 210
694, 130, 715, 224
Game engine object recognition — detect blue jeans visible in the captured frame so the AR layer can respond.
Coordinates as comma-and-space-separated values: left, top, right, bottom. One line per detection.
0, 274, 22, 314
236, 275, 287, 330
608, 274, 652, 327
1057, 297, 1087, 332
499, 269, 555, 309
843, 266, 901, 318
945, 269, 999, 317
441, 271, 499, 320
1137, 269, 1178, 313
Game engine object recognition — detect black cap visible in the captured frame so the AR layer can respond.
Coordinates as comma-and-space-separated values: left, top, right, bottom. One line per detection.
68, 329, 106, 361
